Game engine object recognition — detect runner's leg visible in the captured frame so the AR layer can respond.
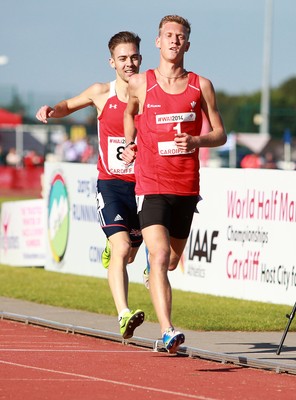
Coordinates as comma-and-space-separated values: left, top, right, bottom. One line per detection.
108, 230, 132, 313
142, 224, 173, 333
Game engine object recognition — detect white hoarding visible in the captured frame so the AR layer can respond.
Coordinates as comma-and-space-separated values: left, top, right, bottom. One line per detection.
0, 199, 46, 266
43, 162, 147, 282
169, 168, 296, 306
43, 162, 296, 306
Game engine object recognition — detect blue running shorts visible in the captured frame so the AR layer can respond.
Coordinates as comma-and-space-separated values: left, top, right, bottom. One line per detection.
96, 179, 142, 248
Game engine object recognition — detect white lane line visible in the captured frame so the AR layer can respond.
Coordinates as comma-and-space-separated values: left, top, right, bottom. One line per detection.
0, 335, 47, 337
0, 378, 88, 381
0, 360, 217, 400
0, 341, 89, 349
0, 349, 149, 352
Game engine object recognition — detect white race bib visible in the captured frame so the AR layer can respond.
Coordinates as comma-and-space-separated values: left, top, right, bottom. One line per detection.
108, 137, 134, 174
156, 112, 196, 124
158, 141, 195, 156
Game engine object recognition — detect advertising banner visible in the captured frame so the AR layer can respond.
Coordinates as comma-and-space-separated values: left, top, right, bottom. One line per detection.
169, 168, 296, 306
0, 199, 46, 266
44, 162, 102, 277
43, 162, 296, 306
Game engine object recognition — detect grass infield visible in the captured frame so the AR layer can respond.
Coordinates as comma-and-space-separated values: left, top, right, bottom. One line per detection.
0, 264, 292, 332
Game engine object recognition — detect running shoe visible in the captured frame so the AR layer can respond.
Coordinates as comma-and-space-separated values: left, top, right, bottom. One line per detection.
143, 246, 150, 289
101, 240, 111, 269
162, 327, 185, 354
143, 267, 150, 289
119, 309, 145, 339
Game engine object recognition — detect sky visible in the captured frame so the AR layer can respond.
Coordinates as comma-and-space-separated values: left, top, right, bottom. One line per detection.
0, 0, 295, 119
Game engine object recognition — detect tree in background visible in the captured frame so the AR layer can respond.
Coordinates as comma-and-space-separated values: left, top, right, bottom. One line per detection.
216, 76, 296, 138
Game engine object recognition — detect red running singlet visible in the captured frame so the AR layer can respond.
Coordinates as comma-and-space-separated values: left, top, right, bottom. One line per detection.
134, 70, 203, 195
97, 80, 135, 182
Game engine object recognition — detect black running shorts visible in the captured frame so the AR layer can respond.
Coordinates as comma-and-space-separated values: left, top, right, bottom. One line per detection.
137, 194, 199, 239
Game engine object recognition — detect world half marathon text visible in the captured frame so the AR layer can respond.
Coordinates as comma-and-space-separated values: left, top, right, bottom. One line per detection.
227, 189, 296, 222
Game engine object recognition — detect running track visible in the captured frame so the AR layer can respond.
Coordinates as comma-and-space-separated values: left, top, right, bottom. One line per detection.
0, 320, 295, 400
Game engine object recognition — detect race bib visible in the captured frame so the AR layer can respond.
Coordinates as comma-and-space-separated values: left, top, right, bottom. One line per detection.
156, 112, 196, 124
156, 112, 196, 156
158, 140, 195, 156
108, 136, 134, 174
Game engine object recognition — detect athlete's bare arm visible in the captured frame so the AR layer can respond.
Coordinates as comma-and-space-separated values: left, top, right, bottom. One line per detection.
197, 76, 226, 147
36, 82, 110, 123
174, 76, 227, 152
122, 73, 146, 164
200, 77, 227, 147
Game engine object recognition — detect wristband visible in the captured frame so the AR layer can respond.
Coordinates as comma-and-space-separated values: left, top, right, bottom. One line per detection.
125, 141, 136, 148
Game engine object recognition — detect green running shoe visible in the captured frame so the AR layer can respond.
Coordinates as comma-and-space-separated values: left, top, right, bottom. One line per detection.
119, 309, 145, 339
101, 240, 111, 269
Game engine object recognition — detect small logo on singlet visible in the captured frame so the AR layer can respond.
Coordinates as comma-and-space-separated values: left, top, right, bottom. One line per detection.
109, 104, 117, 109
190, 101, 196, 109
114, 214, 123, 221
147, 104, 161, 108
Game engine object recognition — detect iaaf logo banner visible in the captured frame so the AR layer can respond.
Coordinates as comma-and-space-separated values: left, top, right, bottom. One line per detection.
183, 228, 219, 279
187, 229, 219, 263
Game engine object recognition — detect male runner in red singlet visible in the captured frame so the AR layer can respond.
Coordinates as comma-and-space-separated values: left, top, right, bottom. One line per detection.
122, 15, 227, 353
36, 31, 144, 340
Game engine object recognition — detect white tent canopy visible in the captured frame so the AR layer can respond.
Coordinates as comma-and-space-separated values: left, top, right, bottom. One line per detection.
236, 132, 270, 153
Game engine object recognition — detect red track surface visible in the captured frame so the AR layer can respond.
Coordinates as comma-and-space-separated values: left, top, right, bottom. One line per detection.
0, 320, 295, 400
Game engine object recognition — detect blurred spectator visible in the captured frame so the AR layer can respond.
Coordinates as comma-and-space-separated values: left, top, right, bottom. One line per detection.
262, 151, 277, 169
80, 137, 96, 163
46, 133, 97, 163
240, 153, 262, 169
6, 147, 21, 167
61, 136, 79, 162
23, 150, 44, 168
73, 137, 88, 161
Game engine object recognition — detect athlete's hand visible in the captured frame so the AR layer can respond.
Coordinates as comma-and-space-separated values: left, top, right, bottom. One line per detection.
36, 105, 55, 124
174, 132, 196, 152
122, 144, 137, 165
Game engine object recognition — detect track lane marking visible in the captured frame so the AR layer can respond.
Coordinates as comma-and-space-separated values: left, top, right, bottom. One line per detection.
0, 349, 149, 352
0, 359, 217, 400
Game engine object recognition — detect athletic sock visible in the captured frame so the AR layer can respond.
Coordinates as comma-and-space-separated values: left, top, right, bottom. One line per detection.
118, 308, 130, 322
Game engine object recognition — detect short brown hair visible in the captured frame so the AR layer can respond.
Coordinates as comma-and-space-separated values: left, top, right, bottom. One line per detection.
159, 15, 191, 38
108, 31, 141, 56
